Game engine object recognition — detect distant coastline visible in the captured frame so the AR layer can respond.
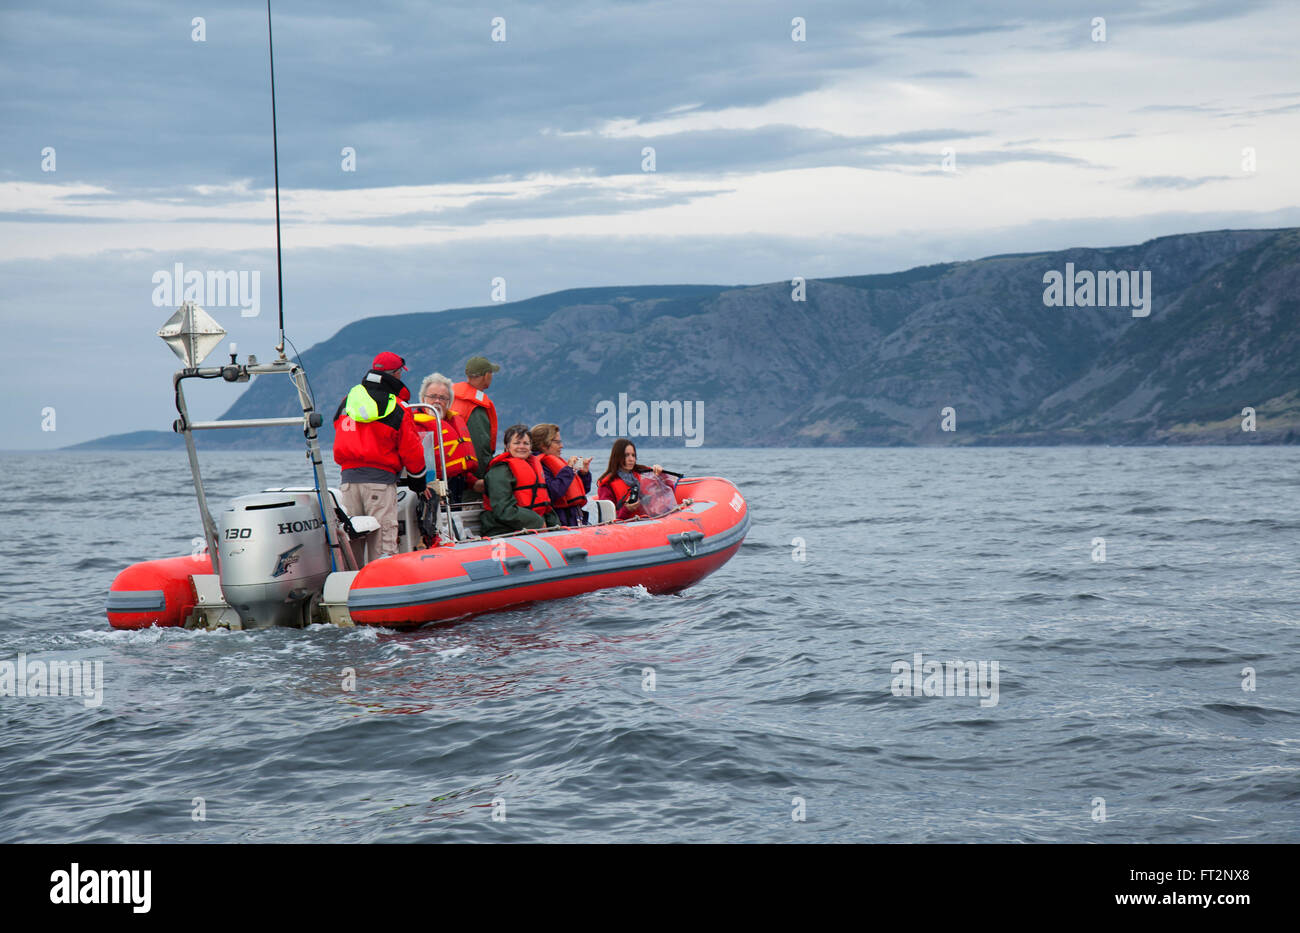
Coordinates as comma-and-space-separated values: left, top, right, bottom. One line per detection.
63, 227, 1300, 450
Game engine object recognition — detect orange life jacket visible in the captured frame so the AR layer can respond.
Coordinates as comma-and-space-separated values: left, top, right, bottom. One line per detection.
540, 454, 588, 509
450, 382, 498, 457
483, 453, 551, 516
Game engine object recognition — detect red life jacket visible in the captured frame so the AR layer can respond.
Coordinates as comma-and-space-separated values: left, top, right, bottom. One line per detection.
450, 382, 498, 456
414, 410, 478, 479
540, 454, 587, 509
483, 453, 551, 516
439, 414, 477, 478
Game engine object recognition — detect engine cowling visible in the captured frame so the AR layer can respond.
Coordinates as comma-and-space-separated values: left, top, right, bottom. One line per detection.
218, 492, 331, 628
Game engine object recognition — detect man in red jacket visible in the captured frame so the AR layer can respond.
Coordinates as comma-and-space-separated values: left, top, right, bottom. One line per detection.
333, 352, 427, 562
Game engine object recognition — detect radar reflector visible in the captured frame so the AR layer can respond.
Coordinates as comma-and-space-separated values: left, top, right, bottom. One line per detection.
158, 301, 227, 368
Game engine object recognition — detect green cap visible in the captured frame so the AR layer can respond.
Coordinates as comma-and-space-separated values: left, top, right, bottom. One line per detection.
465, 356, 500, 376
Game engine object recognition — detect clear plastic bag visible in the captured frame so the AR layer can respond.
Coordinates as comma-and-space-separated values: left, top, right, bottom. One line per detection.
638, 472, 678, 517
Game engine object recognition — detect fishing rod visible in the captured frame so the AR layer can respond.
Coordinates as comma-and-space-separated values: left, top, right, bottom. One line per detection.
267, 0, 286, 359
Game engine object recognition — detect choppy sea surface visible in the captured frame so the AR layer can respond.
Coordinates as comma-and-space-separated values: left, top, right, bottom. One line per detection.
1, 446, 1297, 843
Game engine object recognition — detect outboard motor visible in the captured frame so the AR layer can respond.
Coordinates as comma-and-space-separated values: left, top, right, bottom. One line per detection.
218, 492, 332, 628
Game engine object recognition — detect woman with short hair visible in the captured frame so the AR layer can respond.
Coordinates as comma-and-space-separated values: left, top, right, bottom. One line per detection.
480, 423, 559, 535
530, 423, 592, 526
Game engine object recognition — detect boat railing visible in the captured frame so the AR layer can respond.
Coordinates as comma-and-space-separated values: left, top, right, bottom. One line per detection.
171, 357, 346, 576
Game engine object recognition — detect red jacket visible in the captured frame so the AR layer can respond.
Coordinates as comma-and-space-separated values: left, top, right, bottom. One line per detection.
332, 371, 427, 488
597, 474, 638, 521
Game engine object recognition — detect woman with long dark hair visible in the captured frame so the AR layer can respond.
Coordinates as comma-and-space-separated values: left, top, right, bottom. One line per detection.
596, 438, 674, 520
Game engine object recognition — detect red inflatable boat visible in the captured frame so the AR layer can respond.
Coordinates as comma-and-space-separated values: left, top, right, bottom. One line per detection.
107, 476, 748, 631
345, 477, 748, 628
106, 310, 747, 632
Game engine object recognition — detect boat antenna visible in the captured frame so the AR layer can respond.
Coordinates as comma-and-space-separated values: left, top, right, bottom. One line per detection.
267, 0, 287, 360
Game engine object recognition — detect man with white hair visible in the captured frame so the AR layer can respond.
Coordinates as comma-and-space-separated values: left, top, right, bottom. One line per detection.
414, 371, 480, 503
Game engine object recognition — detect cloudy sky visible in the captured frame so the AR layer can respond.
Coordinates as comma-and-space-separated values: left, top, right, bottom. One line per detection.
2, 0, 1298, 447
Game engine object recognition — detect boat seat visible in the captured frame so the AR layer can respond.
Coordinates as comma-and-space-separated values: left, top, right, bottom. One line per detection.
585, 499, 617, 524
397, 486, 490, 549
448, 501, 485, 539
344, 515, 380, 535
323, 488, 379, 539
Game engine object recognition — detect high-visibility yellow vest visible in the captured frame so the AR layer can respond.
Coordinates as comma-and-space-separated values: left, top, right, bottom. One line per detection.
344, 384, 396, 423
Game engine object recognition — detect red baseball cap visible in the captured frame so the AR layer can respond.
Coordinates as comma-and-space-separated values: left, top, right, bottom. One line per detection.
372, 351, 408, 373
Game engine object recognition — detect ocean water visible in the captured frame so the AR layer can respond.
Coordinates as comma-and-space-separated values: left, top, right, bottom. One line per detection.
1, 446, 1297, 843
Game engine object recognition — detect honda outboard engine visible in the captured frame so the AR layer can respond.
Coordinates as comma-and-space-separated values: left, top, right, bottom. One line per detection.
218, 492, 332, 628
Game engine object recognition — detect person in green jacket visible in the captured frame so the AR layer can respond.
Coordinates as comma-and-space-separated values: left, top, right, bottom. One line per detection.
450, 356, 500, 488
480, 424, 561, 536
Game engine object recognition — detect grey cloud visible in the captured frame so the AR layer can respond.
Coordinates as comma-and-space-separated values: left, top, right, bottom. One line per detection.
987, 103, 1104, 115
0, 212, 123, 223
961, 149, 1096, 167
1128, 175, 1233, 190
51, 184, 266, 205
0, 0, 894, 192
1127, 0, 1272, 26
11, 133, 1094, 231
1235, 101, 1300, 117
1135, 104, 1221, 113
2, 0, 1285, 203
374, 184, 737, 226
905, 148, 1099, 173
895, 25, 1021, 39
380, 124, 995, 183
